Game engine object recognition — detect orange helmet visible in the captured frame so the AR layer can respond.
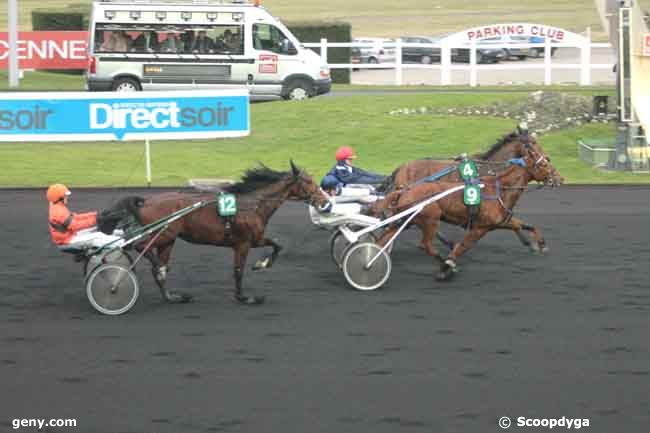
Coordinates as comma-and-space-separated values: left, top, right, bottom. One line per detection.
46, 184, 71, 203
335, 146, 356, 161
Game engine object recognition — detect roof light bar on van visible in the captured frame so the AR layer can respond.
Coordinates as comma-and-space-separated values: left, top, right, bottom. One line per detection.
156, 11, 167, 20
206, 12, 218, 21
104, 10, 116, 20
232, 12, 244, 21
181, 11, 192, 21
130, 11, 141, 20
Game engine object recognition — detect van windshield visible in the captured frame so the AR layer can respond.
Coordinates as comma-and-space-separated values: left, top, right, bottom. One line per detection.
252, 23, 296, 55
93, 23, 244, 55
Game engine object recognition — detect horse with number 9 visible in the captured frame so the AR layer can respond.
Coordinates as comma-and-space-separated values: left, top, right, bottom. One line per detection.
372, 145, 562, 282
378, 126, 564, 253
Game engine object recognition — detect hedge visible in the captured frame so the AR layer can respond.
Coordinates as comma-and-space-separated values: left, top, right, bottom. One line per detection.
287, 21, 351, 84
31, 3, 90, 31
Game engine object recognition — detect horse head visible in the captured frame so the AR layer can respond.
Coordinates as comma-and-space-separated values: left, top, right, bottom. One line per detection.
511, 142, 563, 187
286, 160, 331, 209
519, 132, 564, 187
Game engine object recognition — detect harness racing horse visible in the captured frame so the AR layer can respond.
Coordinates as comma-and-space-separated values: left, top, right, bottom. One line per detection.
373, 146, 561, 282
114, 162, 329, 305
377, 127, 564, 252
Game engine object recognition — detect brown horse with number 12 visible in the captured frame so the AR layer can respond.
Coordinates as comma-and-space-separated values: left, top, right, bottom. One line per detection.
116, 162, 329, 305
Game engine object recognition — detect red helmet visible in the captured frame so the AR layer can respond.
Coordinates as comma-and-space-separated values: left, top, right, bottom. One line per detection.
46, 184, 71, 203
335, 146, 356, 161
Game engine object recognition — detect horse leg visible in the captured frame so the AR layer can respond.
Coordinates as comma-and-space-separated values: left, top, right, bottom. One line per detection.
496, 217, 548, 253
436, 231, 456, 251
252, 237, 283, 271
419, 218, 444, 262
377, 226, 399, 248
155, 240, 192, 304
232, 243, 265, 305
437, 227, 489, 281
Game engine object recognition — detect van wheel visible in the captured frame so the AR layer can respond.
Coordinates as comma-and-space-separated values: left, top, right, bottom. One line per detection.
284, 79, 313, 100
112, 77, 140, 92
368, 57, 378, 64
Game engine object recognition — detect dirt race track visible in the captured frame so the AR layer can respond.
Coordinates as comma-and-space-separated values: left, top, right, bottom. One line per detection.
1, 187, 649, 433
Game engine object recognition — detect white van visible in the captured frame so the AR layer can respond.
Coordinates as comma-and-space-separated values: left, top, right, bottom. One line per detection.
86, 0, 331, 100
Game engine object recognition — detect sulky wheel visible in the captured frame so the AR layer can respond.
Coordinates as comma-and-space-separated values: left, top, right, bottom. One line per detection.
342, 242, 392, 291
329, 230, 377, 269
84, 249, 133, 277
86, 263, 139, 315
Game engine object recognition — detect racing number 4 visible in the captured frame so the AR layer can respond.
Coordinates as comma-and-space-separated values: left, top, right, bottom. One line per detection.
458, 160, 478, 180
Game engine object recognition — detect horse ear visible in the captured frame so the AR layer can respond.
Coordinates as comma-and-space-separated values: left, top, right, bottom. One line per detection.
289, 159, 300, 177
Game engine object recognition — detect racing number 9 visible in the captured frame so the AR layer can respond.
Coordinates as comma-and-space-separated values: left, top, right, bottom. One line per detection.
463, 185, 481, 206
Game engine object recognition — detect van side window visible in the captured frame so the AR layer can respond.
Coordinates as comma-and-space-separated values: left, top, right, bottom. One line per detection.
211, 25, 244, 55
253, 24, 296, 55
93, 24, 244, 55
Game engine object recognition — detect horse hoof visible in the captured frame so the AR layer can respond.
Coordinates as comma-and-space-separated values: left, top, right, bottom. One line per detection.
233, 294, 265, 305
166, 291, 192, 303
541, 246, 549, 254
252, 257, 271, 271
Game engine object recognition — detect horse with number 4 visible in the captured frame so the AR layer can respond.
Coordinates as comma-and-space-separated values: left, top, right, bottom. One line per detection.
105, 161, 329, 306
371, 139, 563, 282
379, 126, 564, 253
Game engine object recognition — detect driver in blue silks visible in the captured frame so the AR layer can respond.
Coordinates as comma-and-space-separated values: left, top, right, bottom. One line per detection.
326, 146, 386, 186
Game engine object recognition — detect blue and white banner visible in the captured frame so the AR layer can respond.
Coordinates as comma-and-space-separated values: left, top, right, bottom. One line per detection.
0, 90, 249, 142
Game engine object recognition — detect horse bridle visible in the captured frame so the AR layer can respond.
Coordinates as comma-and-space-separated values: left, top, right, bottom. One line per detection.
287, 171, 329, 207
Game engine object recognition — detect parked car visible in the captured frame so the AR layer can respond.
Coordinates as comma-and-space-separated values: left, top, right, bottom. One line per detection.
528, 36, 558, 58
352, 37, 396, 64
453, 46, 505, 64
400, 36, 440, 64
479, 35, 530, 60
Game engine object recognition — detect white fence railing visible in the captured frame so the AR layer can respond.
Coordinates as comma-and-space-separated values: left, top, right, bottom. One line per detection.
303, 39, 614, 86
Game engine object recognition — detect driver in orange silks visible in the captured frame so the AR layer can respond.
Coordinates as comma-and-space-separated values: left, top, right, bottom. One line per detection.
47, 184, 124, 249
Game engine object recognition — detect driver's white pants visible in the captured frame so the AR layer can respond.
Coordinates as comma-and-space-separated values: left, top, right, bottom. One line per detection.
67, 228, 125, 249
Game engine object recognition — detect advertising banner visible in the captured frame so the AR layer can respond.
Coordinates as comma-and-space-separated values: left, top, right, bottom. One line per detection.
0, 31, 88, 69
0, 90, 250, 142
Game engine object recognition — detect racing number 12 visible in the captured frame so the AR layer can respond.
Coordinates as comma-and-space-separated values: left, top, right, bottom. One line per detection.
218, 194, 237, 216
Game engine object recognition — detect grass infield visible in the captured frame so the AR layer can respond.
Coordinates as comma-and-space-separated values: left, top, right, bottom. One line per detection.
0, 71, 644, 186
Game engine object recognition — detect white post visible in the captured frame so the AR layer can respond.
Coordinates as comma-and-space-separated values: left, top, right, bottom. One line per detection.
8, 0, 20, 88
469, 40, 477, 87
320, 38, 328, 64
145, 139, 152, 187
580, 27, 591, 86
441, 41, 451, 85
395, 38, 403, 86
544, 37, 552, 86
